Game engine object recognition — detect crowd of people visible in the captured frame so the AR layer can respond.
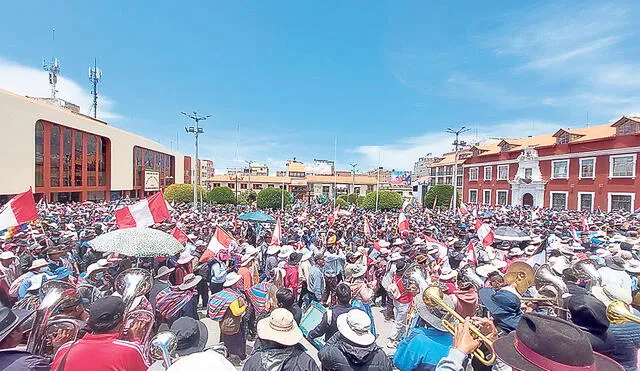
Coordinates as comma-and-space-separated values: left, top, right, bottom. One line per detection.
0, 197, 639, 370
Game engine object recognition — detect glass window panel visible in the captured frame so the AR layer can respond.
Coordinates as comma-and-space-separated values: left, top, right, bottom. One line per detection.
99, 137, 107, 186
50, 125, 60, 187
35, 121, 44, 187
553, 161, 568, 178
134, 147, 142, 187
612, 156, 634, 177
469, 190, 477, 203
551, 193, 567, 210
63, 128, 72, 186
75, 132, 83, 186
580, 159, 594, 178
87, 135, 96, 186
610, 195, 632, 212
580, 194, 593, 211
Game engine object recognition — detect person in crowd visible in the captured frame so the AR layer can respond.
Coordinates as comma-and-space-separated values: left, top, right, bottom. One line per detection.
156, 273, 201, 324
276, 287, 302, 324
283, 252, 301, 299
149, 265, 174, 312
308, 283, 352, 343
243, 308, 319, 371
209, 249, 230, 295
0, 251, 18, 290
297, 248, 312, 307
173, 251, 194, 286
386, 259, 415, 348
323, 245, 346, 306
306, 253, 326, 304
319, 309, 392, 371
0, 306, 50, 371
51, 296, 149, 371
347, 264, 376, 336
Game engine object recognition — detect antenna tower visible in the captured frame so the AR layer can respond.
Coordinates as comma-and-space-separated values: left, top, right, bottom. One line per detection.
42, 28, 60, 99
88, 58, 102, 118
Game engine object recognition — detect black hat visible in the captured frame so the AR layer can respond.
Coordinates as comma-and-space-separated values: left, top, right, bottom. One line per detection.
566, 294, 609, 333
0, 307, 34, 343
395, 259, 410, 275
88, 296, 125, 333
170, 317, 208, 356
493, 313, 623, 371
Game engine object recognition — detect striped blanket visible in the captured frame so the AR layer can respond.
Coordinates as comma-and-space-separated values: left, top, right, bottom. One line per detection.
208, 288, 241, 322
156, 286, 196, 320
247, 282, 271, 314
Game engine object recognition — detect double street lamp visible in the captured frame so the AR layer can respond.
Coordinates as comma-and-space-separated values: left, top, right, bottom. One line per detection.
183, 111, 210, 211
446, 126, 470, 210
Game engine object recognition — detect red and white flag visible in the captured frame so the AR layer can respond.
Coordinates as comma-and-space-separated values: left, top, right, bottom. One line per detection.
170, 226, 189, 245
270, 217, 282, 246
581, 216, 590, 234
570, 222, 581, 243
458, 203, 469, 216
200, 227, 235, 263
328, 206, 339, 227
475, 219, 495, 247
114, 192, 170, 229
398, 212, 410, 234
0, 190, 39, 231
465, 239, 477, 265
363, 216, 373, 237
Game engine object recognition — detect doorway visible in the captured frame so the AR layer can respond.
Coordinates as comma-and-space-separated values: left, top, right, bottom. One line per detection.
522, 193, 533, 207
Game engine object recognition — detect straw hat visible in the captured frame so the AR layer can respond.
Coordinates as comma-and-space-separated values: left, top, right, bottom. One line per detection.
591, 284, 632, 306
299, 248, 313, 262
28, 259, 49, 271
336, 309, 376, 346
223, 272, 242, 288
392, 238, 405, 246
351, 264, 367, 278
240, 253, 255, 267
379, 248, 390, 255
177, 251, 194, 265
0, 251, 16, 260
278, 245, 294, 259
439, 266, 457, 281
624, 259, 640, 274
256, 308, 303, 346
389, 252, 403, 262
87, 263, 108, 277
178, 274, 202, 291
508, 248, 524, 257
377, 240, 390, 248
476, 264, 499, 278
266, 245, 281, 255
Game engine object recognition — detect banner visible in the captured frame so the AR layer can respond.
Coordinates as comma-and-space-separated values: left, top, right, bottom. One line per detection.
390, 170, 412, 186
144, 171, 160, 191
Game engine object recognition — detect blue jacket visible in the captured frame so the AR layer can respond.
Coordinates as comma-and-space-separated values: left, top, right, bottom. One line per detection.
393, 327, 453, 371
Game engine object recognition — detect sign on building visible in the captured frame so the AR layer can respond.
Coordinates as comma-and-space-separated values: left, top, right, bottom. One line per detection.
390, 171, 412, 186
144, 171, 160, 191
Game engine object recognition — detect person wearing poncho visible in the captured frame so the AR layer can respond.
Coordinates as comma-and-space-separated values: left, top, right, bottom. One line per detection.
207, 272, 248, 363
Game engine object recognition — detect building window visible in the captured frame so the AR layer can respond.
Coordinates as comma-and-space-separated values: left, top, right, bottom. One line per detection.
63, 128, 72, 187
469, 189, 477, 203
354, 186, 360, 194
50, 125, 61, 187
483, 190, 491, 205
87, 135, 96, 186
551, 160, 569, 179
616, 121, 638, 136
524, 168, 533, 179
496, 190, 508, 206
252, 183, 262, 190
578, 192, 594, 212
35, 122, 44, 187
268, 184, 274, 188
322, 185, 330, 194
75, 132, 83, 186
496, 165, 508, 180
133, 146, 175, 191
556, 132, 572, 144
469, 168, 478, 181
456, 175, 462, 187
608, 193, 635, 212
609, 154, 636, 178
550, 192, 568, 210
579, 158, 595, 179
228, 183, 235, 189
241, 183, 247, 189
483, 166, 492, 181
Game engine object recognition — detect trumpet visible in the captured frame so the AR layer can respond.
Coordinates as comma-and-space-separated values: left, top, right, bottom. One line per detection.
606, 301, 640, 325
423, 285, 496, 366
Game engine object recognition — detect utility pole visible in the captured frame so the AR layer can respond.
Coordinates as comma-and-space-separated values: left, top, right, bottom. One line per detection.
350, 163, 358, 194
183, 111, 211, 211
88, 58, 102, 118
245, 160, 254, 193
446, 126, 470, 211
375, 166, 381, 211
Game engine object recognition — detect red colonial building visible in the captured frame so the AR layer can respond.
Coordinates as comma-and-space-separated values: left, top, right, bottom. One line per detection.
461, 116, 640, 212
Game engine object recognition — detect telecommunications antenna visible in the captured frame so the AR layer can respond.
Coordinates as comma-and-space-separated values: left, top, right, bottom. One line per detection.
42, 28, 60, 99
88, 58, 102, 118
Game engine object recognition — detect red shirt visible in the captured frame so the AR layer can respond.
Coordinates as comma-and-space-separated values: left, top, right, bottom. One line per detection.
393, 274, 415, 304
51, 333, 148, 371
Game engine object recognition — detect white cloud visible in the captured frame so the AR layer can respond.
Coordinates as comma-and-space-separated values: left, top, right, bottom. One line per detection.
0, 58, 121, 120
353, 120, 561, 170
445, 73, 526, 106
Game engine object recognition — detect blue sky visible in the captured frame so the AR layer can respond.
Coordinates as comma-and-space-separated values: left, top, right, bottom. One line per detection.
1, 1, 639, 173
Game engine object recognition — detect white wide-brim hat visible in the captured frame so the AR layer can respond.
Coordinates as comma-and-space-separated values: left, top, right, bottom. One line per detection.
476, 264, 499, 278
389, 252, 403, 261
257, 308, 303, 346
439, 268, 458, 281
177, 251, 194, 265
378, 240, 390, 248
591, 284, 632, 306
336, 309, 375, 346
266, 245, 281, 255
278, 246, 294, 259
240, 253, 255, 267
223, 272, 242, 287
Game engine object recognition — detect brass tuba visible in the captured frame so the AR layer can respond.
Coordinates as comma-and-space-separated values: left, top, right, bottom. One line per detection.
572, 259, 602, 288
149, 331, 178, 368
533, 264, 569, 318
114, 268, 155, 345
402, 263, 431, 293
606, 301, 640, 325
462, 266, 485, 288
27, 280, 82, 356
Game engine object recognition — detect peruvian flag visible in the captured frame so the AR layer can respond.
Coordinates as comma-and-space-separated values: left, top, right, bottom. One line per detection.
328, 206, 339, 227
475, 219, 495, 246
531, 208, 539, 221
570, 222, 581, 243
581, 216, 590, 234
170, 226, 189, 244
200, 227, 235, 263
270, 217, 282, 246
363, 216, 373, 237
115, 192, 170, 229
0, 190, 39, 231
398, 211, 410, 234
458, 203, 469, 217
465, 239, 477, 265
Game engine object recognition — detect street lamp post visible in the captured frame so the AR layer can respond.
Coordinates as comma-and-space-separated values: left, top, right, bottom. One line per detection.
229, 173, 244, 210
350, 163, 357, 194
375, 166, 381, 211
446, 126, 470, 211
245, 160, 254, 193
183, 111, 211, 211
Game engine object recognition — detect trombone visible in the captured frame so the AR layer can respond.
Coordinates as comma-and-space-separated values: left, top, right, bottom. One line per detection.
423, 285, 496, 366
607, 301, 640, 325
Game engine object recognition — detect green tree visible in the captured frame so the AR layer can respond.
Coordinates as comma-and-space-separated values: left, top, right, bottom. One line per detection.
347, 193, 359, 205
336, 198, 348, 208
361, 190, 403, 210
237, 190, 257, 205
206, 186, 235, 204
164, 183, 206, 204
256, 187, 292, 209
357, 195, 366, 207
423, 184, 460, 210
